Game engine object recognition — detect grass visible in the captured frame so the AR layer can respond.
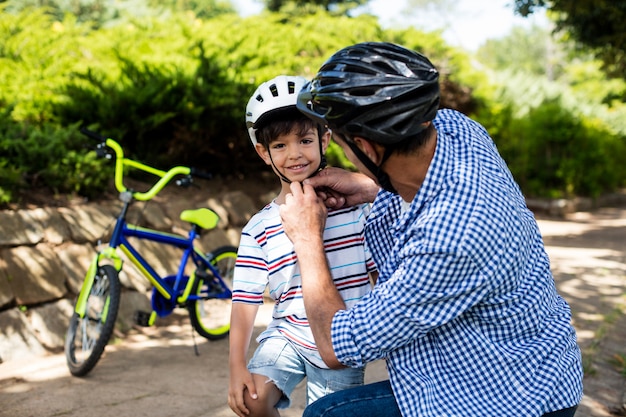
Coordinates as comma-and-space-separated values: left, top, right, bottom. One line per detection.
581, 305, 625, 376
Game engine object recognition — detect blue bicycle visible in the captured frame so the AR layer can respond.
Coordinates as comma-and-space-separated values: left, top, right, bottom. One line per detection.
65, 129, 236, 377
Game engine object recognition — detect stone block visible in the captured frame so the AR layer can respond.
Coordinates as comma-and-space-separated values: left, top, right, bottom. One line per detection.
28, 298, 74, 350
128, 201, 172, 231
3, 244, 66, 305
123, 238, 184, 278
0, 308, 46, 362
204, 197, 230, 229
225, 227, 243, 248
0, 255, 14, 308
198, 228, 234, 254
0, 209, 44, 246
26, 207, 71, 245
118, 263, 152, 294
57, 204, 116, 243
56, 243, 96, 294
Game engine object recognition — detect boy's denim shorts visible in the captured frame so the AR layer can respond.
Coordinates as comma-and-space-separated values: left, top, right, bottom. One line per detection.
247, 337, 365, 408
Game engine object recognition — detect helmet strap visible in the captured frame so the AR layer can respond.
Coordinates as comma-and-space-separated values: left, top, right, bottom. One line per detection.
343, 137, 398, 194
314, 127, 328, 174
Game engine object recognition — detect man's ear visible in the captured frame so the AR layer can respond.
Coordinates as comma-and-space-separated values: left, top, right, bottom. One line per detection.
353, 136, 385, 165
254, 143, 272, 165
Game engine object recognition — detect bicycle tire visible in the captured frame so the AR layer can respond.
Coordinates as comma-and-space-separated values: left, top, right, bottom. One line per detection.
188, 245, 237, 340
65, 264, 121, 377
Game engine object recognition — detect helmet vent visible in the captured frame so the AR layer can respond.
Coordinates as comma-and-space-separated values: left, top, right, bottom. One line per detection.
269, 83, 279, 97
372, 61, 397, 75
350, 87, 378, 97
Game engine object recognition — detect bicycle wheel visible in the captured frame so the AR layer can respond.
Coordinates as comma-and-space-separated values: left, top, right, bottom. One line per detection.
188, 245, 236, 340
65, 264, 121, 377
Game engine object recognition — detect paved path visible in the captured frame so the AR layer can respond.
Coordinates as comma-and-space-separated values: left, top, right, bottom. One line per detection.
0, 208, 624, 417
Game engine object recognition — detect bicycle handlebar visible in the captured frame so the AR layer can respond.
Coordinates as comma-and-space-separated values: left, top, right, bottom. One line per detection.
80, 128, 211, 201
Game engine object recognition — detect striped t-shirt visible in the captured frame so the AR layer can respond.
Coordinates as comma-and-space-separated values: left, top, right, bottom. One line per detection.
233, 201, 376, 368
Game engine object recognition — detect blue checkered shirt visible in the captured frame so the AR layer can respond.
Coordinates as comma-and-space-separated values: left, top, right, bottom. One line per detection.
331, 109, 583, 416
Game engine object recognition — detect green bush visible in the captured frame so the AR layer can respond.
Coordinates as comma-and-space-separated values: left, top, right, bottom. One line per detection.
480, 97, 626, 198
0, 120, 111, 203
1, 3, 624, 206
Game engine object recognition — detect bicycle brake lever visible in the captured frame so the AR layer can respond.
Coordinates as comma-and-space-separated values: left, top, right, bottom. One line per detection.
190, 167, 213, 180
95, 143, 113, 159
175, 175, 194, 187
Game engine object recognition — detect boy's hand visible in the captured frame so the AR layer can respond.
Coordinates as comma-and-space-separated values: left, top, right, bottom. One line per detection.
228, 365, 257, 417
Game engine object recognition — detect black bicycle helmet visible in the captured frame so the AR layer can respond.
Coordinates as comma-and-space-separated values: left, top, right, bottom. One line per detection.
297, 42, 440, 145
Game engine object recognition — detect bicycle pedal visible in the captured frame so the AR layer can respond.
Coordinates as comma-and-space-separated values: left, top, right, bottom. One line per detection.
133, 310, 155, 327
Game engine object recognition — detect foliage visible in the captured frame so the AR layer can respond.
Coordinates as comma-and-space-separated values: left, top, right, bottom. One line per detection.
514, 100, 624, 198
0, 118, 111, 203
0, 7, 86, 123
0, 1, 625, 205
52, 10, 472, 170
1, 0, 236, 27
474, 72, 626, 198
562, 59, 626, 107
325, 142, 356, 171
513, 0, 626, 82
55, 41, 250, 172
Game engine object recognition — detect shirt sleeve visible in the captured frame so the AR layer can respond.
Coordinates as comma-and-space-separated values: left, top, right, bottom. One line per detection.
232, 231, 268, 305
331, 249, 489, 367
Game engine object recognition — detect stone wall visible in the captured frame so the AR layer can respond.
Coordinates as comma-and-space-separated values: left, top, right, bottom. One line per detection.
0, 177, 277, 364
2, 174, 624, 366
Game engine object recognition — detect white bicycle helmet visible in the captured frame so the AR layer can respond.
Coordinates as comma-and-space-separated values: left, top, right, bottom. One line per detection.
245, 75, 308, 145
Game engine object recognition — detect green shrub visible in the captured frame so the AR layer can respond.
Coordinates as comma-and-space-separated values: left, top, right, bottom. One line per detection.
486, 98, 626, 198
0, 120, 111, 205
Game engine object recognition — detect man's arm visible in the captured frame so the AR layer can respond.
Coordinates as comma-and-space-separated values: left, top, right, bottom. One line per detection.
279, 182, 345, 368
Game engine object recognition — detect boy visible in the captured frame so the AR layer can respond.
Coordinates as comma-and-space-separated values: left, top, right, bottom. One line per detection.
228, 75, 377, 417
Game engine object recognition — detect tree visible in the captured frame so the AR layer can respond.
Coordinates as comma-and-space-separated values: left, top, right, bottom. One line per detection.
513, 0, 626, 80
476, 25, 566, 81
264, 0, 367, 14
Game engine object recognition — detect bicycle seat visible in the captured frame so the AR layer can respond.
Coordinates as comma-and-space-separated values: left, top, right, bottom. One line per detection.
179, 208, 220, 230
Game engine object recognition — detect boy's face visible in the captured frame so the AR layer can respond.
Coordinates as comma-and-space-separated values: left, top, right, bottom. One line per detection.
255, 127, 330, 183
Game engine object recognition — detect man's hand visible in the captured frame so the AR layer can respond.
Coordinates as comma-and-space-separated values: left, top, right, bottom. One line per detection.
279, 181, 327, 247
304, 167, 379, 209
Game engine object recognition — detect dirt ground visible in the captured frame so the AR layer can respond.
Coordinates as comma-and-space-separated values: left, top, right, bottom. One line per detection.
0, 206, 625, 417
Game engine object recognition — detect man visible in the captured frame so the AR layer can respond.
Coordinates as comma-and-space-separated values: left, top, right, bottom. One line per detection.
277, 42, 583, 417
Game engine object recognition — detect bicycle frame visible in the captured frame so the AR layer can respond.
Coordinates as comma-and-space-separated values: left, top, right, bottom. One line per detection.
75, 212, 232, 317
